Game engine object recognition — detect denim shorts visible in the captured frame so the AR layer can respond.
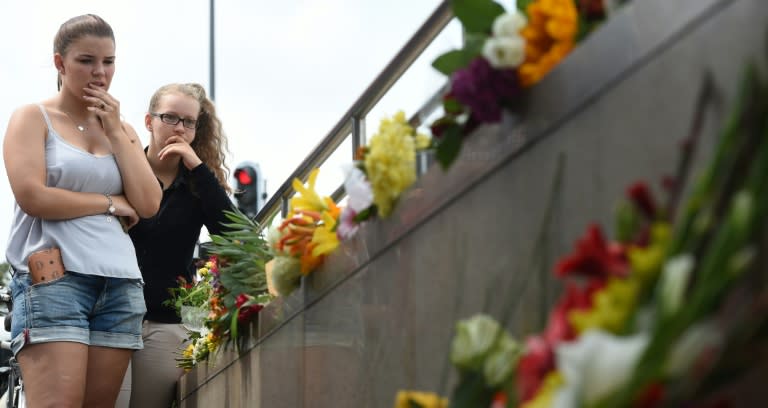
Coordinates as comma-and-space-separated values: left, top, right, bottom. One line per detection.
9, 271, 146, 356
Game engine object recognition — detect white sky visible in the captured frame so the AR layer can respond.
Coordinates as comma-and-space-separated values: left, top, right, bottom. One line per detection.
0, 1, 515, 251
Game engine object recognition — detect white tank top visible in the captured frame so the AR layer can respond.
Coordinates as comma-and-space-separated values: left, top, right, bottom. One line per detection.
5, 105, 142, 279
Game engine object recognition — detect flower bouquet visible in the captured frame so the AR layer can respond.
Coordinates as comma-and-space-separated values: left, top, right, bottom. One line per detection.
266, 168, 341, 297
337, 111, 431, 241
430, 0, 622, 169
394, 63, 768, 407
167, 210, 272, 368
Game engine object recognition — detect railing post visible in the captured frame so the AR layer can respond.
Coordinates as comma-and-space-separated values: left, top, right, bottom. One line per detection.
281, 196, 290, 218
351, 115, 366, 160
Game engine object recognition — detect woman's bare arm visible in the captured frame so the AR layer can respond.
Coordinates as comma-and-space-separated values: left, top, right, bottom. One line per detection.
3, 105, 146, 219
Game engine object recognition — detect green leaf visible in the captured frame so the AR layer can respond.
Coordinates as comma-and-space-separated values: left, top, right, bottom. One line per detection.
431, 33, 487, 76
436, 124, 464, 170
433, 50, 473, 76
517, 0, 534, 14
464, 33, 487, 56
451, 0, 505, 33
353, 206, 375, 222
443, 97, 464, 115
449, 371, 495, 408
230, 308, 240, 341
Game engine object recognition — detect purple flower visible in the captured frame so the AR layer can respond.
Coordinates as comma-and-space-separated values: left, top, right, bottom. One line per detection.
450, 57, 521, 123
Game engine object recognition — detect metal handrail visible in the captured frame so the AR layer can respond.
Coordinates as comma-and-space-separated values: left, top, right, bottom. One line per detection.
253, 1, 453, 226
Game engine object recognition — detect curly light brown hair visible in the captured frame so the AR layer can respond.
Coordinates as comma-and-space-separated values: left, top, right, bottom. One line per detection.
148, 83, 232, 193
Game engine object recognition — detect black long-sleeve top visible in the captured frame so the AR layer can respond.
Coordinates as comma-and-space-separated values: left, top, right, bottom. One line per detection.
129, 162, 235, 323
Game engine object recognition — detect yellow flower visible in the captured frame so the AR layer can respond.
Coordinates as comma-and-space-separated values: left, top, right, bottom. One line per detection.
521, 371, 565, 408
518, 0, 578, 87
569, 276, 641, 334
570, 222, 673, 334
364, 111, 417, 217
393, 390, 448, 408
183, 343, 194, 359
291, 168, 327, 213
627, 222, 671, 283
311, 211, 340, 257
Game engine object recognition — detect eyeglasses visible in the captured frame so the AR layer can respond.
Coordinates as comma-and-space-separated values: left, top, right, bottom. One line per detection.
150, 112, 198, 130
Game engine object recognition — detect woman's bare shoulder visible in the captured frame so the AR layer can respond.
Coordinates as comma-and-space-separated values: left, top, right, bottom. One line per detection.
5, 103, 48, 141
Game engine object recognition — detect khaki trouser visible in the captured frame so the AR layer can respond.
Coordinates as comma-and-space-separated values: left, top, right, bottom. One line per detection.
116, 321, 189, 408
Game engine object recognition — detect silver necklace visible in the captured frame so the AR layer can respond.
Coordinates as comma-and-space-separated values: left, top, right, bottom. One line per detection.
62, 110, 87, 132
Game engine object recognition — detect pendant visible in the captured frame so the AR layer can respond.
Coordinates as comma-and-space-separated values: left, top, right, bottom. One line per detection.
77, 125, 86, 132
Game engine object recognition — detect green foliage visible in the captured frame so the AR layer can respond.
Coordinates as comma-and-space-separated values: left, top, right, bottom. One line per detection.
209, 209, 271, 300
451, 0, 505, 33
431, 33, 487, 76
163, 276, 212, 314
614, 200, 642, 243
516, 0, 535, 14
436, 124, 464, 169
433, 50, 474, 76
449, 371, 495, 408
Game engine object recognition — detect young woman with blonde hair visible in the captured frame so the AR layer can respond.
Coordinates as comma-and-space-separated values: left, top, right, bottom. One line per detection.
126, 83, 235, 407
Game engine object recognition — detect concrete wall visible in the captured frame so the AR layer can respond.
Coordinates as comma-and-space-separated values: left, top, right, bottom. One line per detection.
178, 0, 768, 406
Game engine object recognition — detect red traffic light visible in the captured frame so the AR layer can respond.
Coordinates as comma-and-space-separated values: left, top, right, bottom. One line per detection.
235, 169, 253, 185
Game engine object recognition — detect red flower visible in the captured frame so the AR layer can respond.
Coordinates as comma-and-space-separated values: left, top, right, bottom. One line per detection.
545, 281, 604, 343
235, 293, 263, 323
555, 224, 629, 280
516, 335, 555, 402
490, 391, 507, 408
627, 181, 658, 219
237, 304, 263, 324
235, 293, 250, 308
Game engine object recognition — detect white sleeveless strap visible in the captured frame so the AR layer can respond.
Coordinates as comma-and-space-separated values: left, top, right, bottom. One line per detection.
36, 104, 54, 130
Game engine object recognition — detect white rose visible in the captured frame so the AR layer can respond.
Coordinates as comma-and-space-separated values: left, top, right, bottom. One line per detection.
451, 314, 506, 371
492, 12, 527, 38
483, 334, 521, 386
482, 36, 526, 69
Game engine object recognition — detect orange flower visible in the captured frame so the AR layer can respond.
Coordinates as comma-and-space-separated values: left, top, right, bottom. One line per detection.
518, 0, 578, 87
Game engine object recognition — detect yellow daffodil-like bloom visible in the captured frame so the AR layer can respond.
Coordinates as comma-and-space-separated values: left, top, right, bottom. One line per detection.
183, 343, 194, 359
290, 168, 327, 213
311, 210, 340, 257
393, 390, 448, 408
569, 276, 641, 334
518, 0, 578, 87
521, 371, 565, 408
364, 111, 417, 217
627, 223, 671, 283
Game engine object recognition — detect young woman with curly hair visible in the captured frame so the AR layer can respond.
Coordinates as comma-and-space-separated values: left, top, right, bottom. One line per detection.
123, 82, 235, 408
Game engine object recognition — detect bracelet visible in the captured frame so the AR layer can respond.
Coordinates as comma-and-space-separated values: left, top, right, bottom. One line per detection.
105, 194, 116, 219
